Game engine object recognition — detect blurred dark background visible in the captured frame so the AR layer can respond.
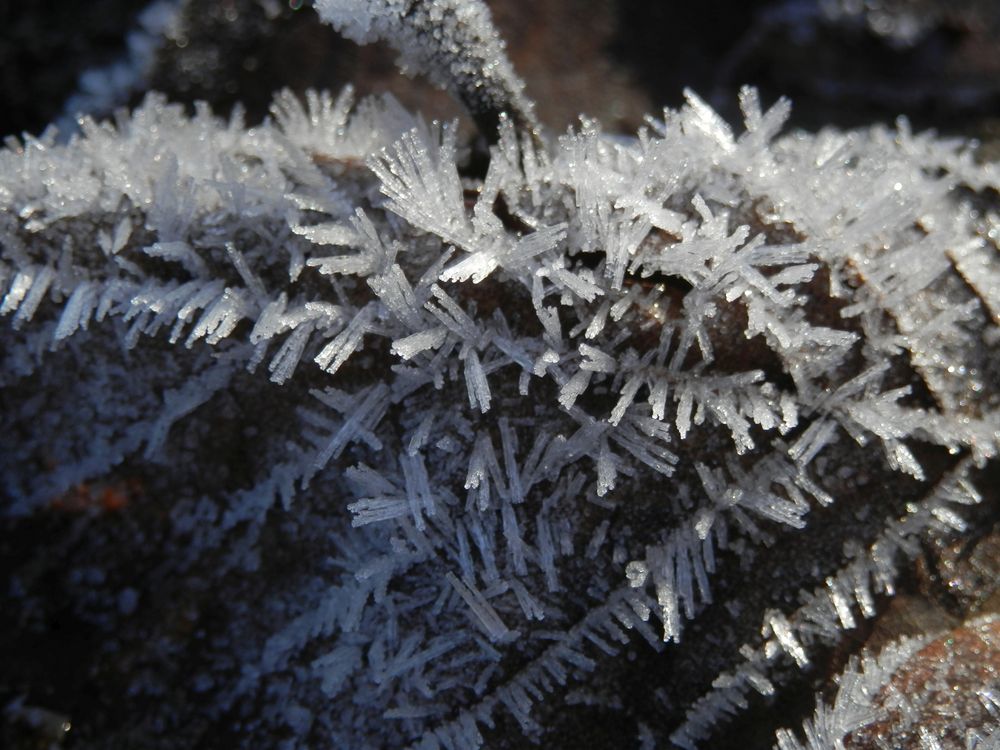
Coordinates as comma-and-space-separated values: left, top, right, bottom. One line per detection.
1, 0, 998, 141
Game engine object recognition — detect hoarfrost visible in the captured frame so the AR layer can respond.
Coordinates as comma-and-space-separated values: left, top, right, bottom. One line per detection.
1, 6, 998, 748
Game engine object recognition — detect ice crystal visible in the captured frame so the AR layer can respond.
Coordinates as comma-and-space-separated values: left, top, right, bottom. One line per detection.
775, 614, 1000, 749
1, 1, 999, 748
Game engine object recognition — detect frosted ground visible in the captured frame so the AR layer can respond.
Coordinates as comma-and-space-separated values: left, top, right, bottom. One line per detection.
1, 1, 999, 748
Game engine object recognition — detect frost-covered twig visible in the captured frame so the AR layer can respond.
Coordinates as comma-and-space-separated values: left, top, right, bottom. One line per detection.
315, 0, 539, 140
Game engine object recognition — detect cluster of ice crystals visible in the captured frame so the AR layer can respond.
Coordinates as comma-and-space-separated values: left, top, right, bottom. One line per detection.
774, 610, 1000, 749
2, 48, 999, 750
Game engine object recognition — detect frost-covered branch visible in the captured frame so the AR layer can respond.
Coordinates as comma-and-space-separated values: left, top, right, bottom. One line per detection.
315, 0, 539, 140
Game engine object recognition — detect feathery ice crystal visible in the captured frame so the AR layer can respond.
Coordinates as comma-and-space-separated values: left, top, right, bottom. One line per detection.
2, 1, 999, 747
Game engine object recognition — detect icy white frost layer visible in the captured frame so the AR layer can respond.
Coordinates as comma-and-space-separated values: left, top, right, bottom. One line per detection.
1, 81, 999, 749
